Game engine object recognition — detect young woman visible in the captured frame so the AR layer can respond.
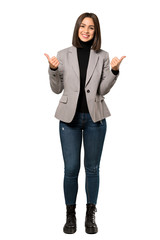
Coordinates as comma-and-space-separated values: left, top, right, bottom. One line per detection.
44, 12, 125, 234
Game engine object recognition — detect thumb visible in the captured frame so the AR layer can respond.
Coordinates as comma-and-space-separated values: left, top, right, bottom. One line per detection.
120, 56, 126, 62
44, 53, 50, 61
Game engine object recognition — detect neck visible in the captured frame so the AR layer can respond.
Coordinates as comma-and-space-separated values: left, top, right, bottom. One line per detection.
78, 37, 94, 49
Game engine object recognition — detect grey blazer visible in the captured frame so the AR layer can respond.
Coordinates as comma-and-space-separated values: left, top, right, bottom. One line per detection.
48, 46, 120, 123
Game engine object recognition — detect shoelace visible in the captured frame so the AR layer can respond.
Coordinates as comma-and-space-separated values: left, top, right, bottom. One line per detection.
67, 213, 76, 224
87, 207, 97, 223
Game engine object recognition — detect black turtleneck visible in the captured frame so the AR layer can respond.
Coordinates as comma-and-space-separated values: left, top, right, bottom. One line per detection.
76, 38, 94, 113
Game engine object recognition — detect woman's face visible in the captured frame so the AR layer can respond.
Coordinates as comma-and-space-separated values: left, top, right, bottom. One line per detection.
78, 17, 95, 42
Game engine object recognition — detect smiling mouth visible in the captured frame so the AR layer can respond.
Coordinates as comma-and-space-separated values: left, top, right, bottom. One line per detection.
82, 34, 90, 38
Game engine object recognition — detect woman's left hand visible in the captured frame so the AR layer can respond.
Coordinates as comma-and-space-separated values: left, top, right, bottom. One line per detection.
111, 56, 126, 70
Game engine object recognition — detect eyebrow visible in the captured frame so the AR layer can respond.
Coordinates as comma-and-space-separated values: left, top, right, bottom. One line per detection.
81, 23, 95, 27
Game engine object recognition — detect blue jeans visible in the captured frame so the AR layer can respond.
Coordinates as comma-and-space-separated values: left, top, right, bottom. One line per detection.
59, 112, 107, 205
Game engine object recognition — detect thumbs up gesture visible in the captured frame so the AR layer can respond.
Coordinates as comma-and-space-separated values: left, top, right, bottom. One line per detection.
111, 56, 126, 71
44, 53, 60, 70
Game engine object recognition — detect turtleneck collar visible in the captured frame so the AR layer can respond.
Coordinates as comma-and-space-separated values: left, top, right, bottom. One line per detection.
78, 37, 94, 49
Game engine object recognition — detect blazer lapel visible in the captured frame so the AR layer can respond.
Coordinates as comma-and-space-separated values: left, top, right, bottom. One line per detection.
70, 46, 80, 79
70, 46, 99, 86
85, 49, 99, 86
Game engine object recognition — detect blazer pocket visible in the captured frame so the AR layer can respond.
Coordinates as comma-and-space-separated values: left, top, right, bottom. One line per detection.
95, 95, 105, 102
59, 95, 68, 103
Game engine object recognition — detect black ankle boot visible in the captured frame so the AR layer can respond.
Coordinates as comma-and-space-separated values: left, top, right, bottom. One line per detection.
63, 204, 76, 234
85, 204, 98, 234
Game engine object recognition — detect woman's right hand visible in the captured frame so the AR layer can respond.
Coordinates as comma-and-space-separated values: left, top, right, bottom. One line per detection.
44, 53, 60, 69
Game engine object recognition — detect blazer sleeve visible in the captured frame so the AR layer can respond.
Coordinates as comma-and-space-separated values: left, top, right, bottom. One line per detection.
48, 51, 64, 94
97, 52, 120, 95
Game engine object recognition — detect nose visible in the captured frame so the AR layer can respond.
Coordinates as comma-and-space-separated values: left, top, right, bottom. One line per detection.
84, 28, 89, 33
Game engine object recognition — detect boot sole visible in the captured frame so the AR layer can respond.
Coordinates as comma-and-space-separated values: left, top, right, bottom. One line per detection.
63, 226, 76, 234
85, 226, 98, 234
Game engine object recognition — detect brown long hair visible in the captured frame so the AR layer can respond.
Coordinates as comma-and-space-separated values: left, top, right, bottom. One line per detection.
72, 12, 101, 52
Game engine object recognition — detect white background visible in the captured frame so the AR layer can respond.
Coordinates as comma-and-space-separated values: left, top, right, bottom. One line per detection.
0, 0, 160, 239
